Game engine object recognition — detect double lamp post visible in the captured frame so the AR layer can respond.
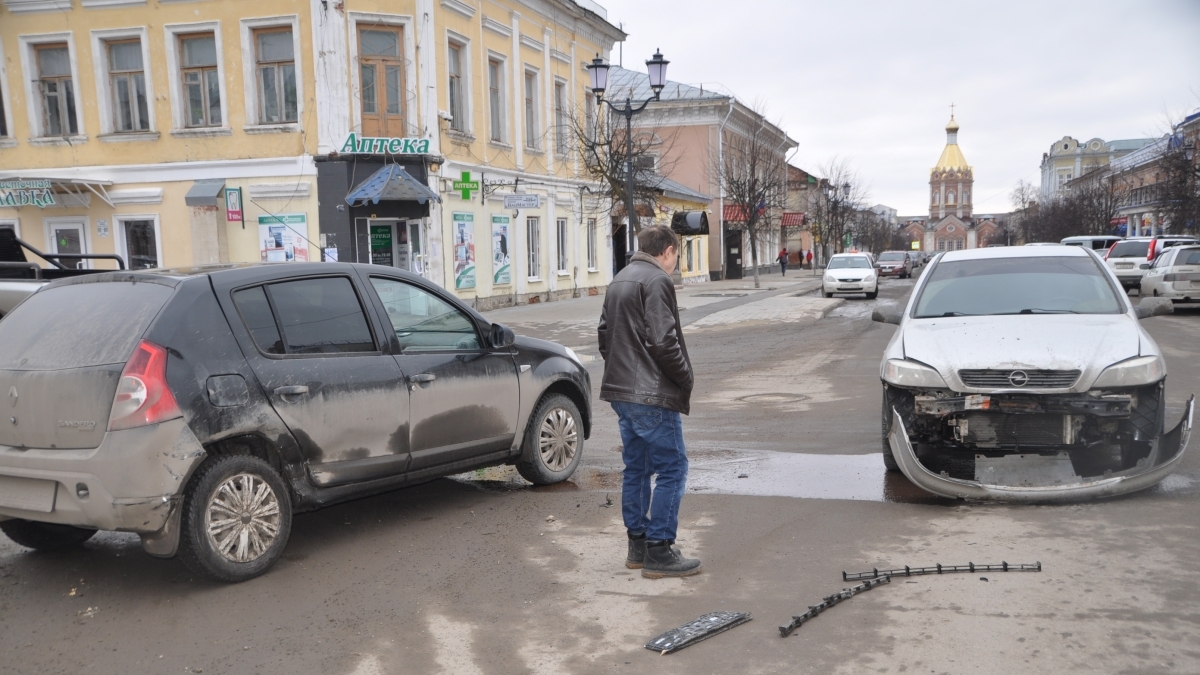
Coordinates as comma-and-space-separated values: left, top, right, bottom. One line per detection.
585, 50, 670, 243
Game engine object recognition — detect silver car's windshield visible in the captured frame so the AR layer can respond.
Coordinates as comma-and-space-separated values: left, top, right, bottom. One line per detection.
913, 256, 1123, 317
828, 257, 871, 269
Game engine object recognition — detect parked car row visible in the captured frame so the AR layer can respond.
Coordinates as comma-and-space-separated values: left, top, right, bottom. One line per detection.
822, 250, 923, 299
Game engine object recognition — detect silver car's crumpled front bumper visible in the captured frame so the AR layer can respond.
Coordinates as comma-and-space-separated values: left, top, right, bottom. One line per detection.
888, 396, 1194, 502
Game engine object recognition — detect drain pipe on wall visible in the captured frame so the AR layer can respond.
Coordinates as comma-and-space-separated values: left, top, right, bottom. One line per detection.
716, 100, 735, 280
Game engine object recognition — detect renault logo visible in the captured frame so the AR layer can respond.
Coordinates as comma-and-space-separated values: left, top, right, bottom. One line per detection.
1008, 370, 1030, 387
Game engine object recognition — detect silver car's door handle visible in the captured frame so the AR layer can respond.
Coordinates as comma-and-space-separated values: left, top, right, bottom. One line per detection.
274, 385, 309, 397
410, 374, 436, 383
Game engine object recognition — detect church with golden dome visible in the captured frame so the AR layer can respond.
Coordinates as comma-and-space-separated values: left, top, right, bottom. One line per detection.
902, 110, 1001, 251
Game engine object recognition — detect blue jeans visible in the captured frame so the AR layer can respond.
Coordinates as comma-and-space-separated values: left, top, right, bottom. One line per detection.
611, 401, 688, 542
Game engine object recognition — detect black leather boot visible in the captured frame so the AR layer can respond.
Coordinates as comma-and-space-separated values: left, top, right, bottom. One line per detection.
626, 532, 646, 569
642, 539, 702, 578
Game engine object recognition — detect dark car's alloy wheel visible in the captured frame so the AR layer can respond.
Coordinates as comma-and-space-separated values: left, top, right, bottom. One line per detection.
517, 393, 583, 484
179, 454, 292, 582
0, 519, 97, 550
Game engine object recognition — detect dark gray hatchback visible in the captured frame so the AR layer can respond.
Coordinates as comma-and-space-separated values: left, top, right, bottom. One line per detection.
0, 263, 591, 581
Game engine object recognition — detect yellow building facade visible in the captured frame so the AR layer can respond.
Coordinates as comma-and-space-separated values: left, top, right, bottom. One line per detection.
0, 0, 621, 306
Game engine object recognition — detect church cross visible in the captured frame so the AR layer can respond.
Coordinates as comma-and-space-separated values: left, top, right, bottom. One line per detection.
949, 102, 955, 118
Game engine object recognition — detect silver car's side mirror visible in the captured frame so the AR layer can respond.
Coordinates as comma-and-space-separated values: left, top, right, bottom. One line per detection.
490, 322, 516, 348
1134, 297, 1173, 320
872, 304, 903, 325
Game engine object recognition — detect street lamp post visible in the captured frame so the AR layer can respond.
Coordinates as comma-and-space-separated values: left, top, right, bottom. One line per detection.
586, 50, 670, 245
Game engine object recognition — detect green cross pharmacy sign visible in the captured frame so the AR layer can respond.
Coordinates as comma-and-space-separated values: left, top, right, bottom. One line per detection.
452, 172, 480, 200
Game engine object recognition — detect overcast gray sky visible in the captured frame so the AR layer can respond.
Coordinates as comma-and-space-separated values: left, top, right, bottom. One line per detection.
600, 0, 1200, 216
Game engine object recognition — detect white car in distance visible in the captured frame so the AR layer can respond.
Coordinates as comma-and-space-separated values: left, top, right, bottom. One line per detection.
823, 253, 878, 299
1140, 245, 1200, 303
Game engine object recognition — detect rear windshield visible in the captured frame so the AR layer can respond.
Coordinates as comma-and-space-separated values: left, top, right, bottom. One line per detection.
1179, 249, 1200, 266
0, 281, 172, 370
1108, 240, 1150, 258
828, 257, 872, 269
879, 252, 906, 261
914, 256, 1122, 318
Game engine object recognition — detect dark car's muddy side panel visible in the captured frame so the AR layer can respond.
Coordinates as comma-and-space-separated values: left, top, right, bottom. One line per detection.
511, 336, 592, 444
144, 277, 307, 498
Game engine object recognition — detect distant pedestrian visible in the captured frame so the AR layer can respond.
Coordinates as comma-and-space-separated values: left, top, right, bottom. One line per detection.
806, 250, 814, 268
777, 248, 788, 276
598, 225, 700, 579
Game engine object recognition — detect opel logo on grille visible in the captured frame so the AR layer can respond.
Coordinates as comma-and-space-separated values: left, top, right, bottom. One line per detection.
1008, 370, 1030, 387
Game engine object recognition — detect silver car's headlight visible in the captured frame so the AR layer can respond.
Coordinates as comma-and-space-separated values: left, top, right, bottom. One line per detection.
864, 273, 876, 283
824, 273, 836, 282
1092, 355, 1166, 388
883, 359, 948, 388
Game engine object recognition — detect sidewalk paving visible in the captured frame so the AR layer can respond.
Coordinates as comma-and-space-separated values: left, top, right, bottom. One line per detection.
480, 268, 830, 350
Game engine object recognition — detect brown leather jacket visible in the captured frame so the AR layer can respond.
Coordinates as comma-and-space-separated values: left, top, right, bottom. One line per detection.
597, 251, 693, 414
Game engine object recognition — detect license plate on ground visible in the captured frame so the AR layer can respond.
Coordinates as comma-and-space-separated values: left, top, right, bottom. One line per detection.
0, 475, 58, 513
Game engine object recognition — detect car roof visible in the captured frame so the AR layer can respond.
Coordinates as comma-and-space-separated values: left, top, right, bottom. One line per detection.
939, 245, 1091, 262
1062, 235, 1119, 242
830, 252, 871, 258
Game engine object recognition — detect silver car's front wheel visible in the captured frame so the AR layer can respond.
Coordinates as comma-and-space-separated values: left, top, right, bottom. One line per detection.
205, 473, 282, 563
518, 393, 584, 485
179, 454, 292, 582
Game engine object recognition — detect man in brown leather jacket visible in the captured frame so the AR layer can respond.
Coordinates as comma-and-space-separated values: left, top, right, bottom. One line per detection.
597, 225, 701, 578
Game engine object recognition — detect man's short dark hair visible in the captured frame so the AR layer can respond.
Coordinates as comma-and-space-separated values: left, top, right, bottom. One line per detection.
637, 226, 678, 257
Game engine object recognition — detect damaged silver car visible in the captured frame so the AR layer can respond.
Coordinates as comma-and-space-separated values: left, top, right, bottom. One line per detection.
873, 246, 1194, 501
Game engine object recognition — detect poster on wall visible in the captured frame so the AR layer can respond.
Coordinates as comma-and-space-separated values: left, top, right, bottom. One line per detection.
258, 214, 310, 262
492, 215, 511, 285
453, 213, 475, 289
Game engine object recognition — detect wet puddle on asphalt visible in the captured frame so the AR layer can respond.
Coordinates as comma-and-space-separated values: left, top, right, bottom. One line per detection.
451, 451, 942, 503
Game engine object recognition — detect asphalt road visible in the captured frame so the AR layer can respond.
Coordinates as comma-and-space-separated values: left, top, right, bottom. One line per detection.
2, 271, 1198, 674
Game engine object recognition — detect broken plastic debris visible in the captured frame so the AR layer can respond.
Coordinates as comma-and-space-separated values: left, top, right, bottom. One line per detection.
779, 576, 889, 637
842, 561, 1041, 581
645, 612, 752, 654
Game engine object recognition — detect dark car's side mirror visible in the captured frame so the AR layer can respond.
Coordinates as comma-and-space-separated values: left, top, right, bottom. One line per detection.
1135, 297, 1173, 320
872, 304, 903, 325
490, 322, 516, 348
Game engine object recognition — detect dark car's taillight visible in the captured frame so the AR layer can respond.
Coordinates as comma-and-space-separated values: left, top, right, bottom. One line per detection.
109, 340, 182, 431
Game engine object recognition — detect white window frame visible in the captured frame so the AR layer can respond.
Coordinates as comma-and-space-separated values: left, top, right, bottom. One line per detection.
486, 52, 507, 144
586, 218, 597, 271
19, 32, 87, 143
584, 91, 595, 142
348, 12, 417, 138
523, 67, 539, 151
43, 216, 91, 270
240, 15, 303, 132
0, 37, 15, 145
556, 217, 569, 274
445, 31, 471, 135
115, 214, 163, 270
526, 216, 540, 281
90, 27, 156, 138
0, 219, 20, 238
163, 21, 230, 135
553, 78, 568, 156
